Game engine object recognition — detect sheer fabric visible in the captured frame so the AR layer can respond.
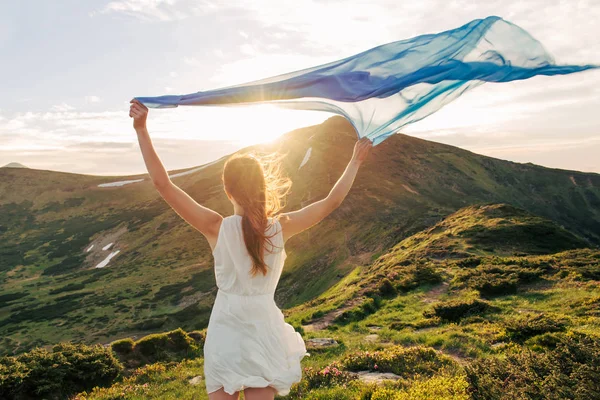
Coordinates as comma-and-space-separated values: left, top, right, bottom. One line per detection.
136, 16, 598, 145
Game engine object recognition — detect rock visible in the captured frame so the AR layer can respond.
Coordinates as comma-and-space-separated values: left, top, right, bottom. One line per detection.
189, 376, 203, 385
364, 334, 379, 342
354, 371, 402, 384
306, 338, 338, 349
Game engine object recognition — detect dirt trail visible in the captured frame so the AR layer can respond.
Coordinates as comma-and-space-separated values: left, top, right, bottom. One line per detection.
422, 282, 449, 303
303, 297, 364, 331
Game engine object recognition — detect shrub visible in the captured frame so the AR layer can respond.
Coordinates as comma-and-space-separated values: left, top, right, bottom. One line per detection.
135, 333, 169, 359
304, 362, 356, 390
287, 361, 357, 398
74, 363, 165, 399
504, 314, 566, 343
454, 257, 481, 269
110, 338, 134, 355
378, 278, 397, 297
373, 371, 469, 400
111, 328, 202, 369
428, 299, 495, 322
292, 324, 305, 336
469, 273, 518, 297
187, 330, 206, 347
128, 363, 167, 384
396, 262, 443, 292
465, 332, 600, 400
49, 283, 86, 295
341, 346, 454, 378
453, 260, 552, 297
0, 343, 122, 400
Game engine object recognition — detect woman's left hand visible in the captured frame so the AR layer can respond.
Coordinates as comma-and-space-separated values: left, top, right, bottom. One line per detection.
129, 99, 149, 131
351, 137, 373, 165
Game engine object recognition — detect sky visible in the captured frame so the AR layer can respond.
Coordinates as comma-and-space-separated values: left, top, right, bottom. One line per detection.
1, 0, 599, 176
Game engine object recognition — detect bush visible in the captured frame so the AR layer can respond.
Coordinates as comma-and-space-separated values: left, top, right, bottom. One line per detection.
49, 282, 86, 295
287, 361, 357, 398
396, 262, 443, 292
372, 371, 469, 400
454, 257, 482, 269
341, 346, 454, 378
0, 343, 122, 400
465, 332, 600, 400
110, 338, 134, 355
187, 330, 206, 347
428, 299, 496, 322
378, 278, 397, 297
304, 362, 357, 390
469, 273, 518, 297
452, 259, 553, 297
111, 328, 202, 369
74, 363, 165, 399
504, 314, 566, 343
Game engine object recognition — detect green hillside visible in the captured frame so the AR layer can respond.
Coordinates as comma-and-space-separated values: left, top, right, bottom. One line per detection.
1, 116, 599, 356
2, 203, 598, 399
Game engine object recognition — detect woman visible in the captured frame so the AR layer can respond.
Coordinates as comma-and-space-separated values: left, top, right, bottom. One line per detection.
129, 99, 372, 399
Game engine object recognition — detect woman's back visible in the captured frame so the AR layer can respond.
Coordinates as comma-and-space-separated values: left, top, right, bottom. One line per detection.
212, 215, 286, 296
204, 215, 305, 396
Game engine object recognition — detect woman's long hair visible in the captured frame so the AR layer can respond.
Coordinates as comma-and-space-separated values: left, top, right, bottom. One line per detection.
222, 152, 291, 277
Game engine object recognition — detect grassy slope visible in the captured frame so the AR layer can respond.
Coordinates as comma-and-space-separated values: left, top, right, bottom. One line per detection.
1, 117, 600, 354
75, 204, 600, 399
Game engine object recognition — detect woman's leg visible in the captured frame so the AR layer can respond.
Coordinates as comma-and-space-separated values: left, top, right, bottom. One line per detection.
208, 388, 240, 400
243, 386, 277, 400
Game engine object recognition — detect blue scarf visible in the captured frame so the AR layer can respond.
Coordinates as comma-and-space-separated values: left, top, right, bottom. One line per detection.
135, 16, 598, 145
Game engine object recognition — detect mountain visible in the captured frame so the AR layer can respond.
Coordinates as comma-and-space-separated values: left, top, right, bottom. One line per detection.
1, 162, 28, 168
1, 116, 599, 355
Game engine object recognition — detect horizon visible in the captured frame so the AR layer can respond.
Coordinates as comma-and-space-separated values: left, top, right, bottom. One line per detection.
4, 121, 600, 178
1, 1, 600, 175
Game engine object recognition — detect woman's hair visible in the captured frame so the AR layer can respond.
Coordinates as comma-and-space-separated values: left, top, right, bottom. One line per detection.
222, 152, 291, 277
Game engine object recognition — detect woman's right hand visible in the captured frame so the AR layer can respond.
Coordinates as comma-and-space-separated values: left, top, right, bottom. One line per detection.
351, 137, 373, 165
129, 99, 149, 131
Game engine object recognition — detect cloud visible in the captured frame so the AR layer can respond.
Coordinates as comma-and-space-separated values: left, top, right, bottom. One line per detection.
85, 95, 101, 103
102, 0, 185, 21
7, 1, 600, 175
100, 0, 218, 21
0, 103, 329, 174
0, 137, 241, 176
51, 103, 76, 112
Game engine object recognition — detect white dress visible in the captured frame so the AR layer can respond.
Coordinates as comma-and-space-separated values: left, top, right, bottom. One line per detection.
203, 215, 308, 395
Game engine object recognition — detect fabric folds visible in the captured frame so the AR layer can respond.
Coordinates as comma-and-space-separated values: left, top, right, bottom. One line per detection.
136, 16, 598, 145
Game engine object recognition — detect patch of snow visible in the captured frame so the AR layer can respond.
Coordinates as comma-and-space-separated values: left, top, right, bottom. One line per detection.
102, 242, 114, 251
401, 184, 420, 195
95, 250, 120, 269
299, 147, 312, 169
98, 178, 144, 188
97, 157, 226, 188
86, 244, 94, 252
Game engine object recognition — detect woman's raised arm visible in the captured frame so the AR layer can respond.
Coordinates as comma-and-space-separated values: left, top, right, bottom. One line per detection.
279, 137, 372, 243
129, 100, 222, 250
